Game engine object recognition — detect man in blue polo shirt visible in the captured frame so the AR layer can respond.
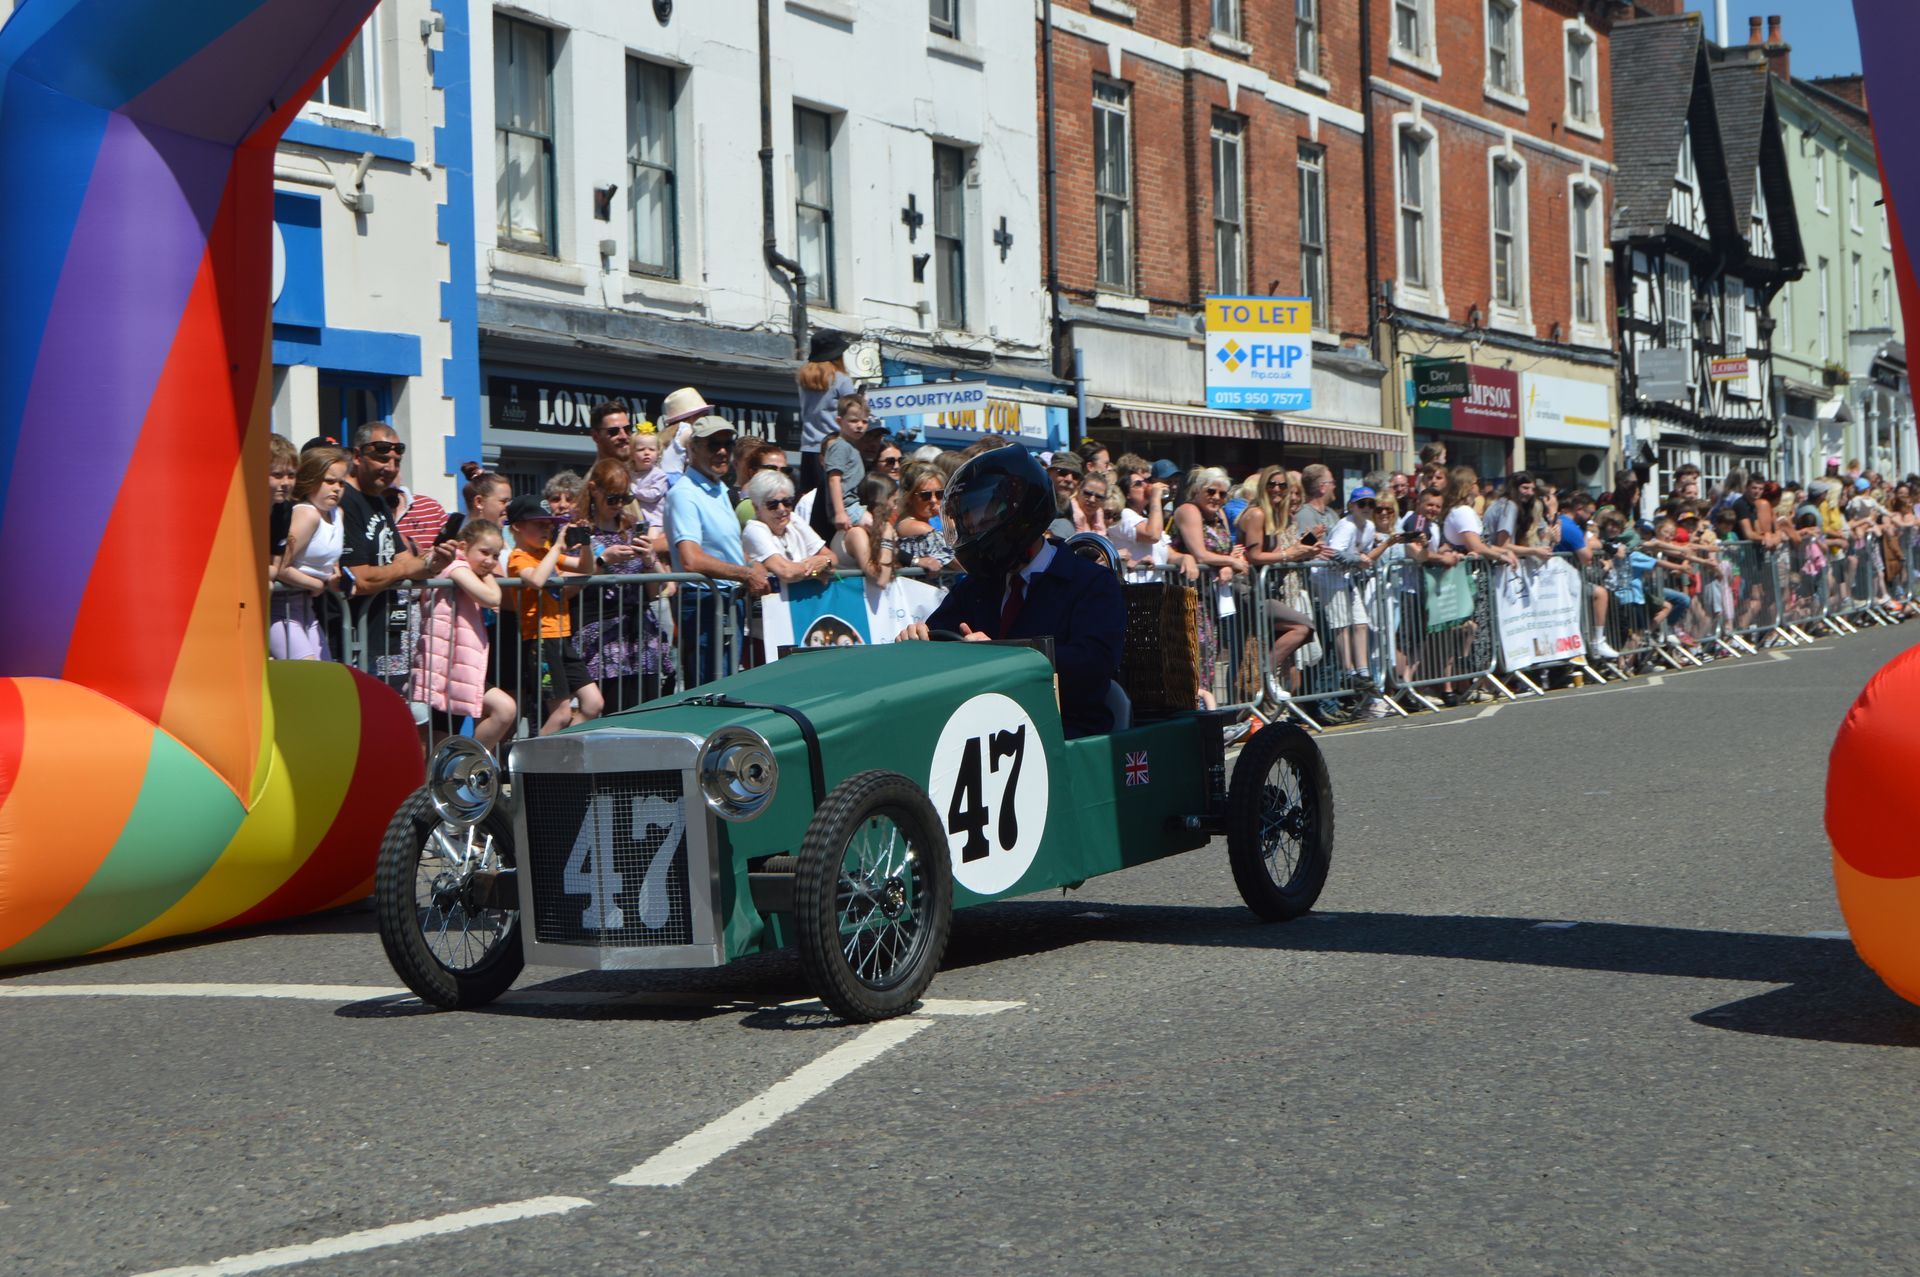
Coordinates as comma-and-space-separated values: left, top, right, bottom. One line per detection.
664, 415, 770, 684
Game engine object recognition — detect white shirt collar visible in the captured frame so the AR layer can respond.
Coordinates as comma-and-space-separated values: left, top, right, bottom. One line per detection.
1019, 540, 1057, 584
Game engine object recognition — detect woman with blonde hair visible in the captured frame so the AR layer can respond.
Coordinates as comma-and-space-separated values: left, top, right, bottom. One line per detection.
795, 328, 855, 503
1172, 466, 1246, 709
1236, 463, 1326, 699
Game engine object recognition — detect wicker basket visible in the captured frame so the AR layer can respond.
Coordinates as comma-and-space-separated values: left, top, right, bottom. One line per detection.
1121, 581, 1200, 714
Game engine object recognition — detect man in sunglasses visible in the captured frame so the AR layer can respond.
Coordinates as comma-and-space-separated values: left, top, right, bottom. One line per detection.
335, 422, 452, 695
664, 416, 773, 685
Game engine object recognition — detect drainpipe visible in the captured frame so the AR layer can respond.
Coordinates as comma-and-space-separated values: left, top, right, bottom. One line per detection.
760, 0, 808, 358
1359, 0, 1381, 366
1042, 0, 1065, 383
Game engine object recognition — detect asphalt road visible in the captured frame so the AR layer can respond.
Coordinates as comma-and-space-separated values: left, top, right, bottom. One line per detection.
5, 626, 1918, 1276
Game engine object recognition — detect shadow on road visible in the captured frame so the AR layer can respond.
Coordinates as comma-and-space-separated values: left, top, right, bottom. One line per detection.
941, 901, 1920, 1048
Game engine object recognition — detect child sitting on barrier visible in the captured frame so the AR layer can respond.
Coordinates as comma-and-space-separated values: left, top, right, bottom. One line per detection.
1787, 510, 1827, 622
412, 518, 517, 749
574, 460, 673, 713
506, 493, 603, 735
270, 446, 349, 660
1599, 512, 1668, 656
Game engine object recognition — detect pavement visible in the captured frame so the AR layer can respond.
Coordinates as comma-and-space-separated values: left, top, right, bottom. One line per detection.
4, 624, 1918, 1276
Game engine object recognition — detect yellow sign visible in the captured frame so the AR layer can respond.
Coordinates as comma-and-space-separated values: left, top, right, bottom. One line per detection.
1205, 297, 1313, 333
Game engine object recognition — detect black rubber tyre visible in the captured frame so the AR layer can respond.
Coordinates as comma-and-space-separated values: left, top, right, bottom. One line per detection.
1226, 723, 1334, 921
375, 788, 524, 1009
794, 770, 953, 1022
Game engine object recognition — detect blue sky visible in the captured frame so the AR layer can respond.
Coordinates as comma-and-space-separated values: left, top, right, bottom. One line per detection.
1687, 1, 1861, 78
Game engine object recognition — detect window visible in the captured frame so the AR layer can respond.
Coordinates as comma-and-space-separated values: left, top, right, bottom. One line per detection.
1298, 144, 1327, 320
1883, 205, 1892, 248
1813, 144, 1828, 211
1817, 257, 1831, 360
1882, 268, 1894, 325
929, 0, 957, 38
1851, 253, 1863, 329
1094, 82, 1132, 292
794, 107, 837, 307
1571, 183, 1597, 327
1848, 167, 1861, 230
1211, 115, 1244, 293
1212, 0, 1241, 39
1486, 0, 1519, 95
1296, 0, 1319, 78
312, 18, 377, 120
1397, 127, 1430, 290
1565, 26, 1596, 126
1780, 282, 1793, 351
1663, 257, 1691, 372
1491, 158, 1522, 309
1723, 276, 1744, 358
933, 143, 968, 329
494, 16, 555, 253
626, 60, 678, 278
1394, 0, 1425, 59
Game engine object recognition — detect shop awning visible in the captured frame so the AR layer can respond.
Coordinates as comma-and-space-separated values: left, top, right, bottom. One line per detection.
1113, 402, 1282, 442
1278, 420, 1407, 452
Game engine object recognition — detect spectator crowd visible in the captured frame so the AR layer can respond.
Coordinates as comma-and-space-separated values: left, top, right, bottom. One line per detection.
266, 331, 1920, 741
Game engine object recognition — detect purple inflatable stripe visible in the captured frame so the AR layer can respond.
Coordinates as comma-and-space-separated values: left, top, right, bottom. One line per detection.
0, 113, 230, 677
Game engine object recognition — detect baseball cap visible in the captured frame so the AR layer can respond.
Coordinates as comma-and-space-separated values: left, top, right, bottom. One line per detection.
506, 494, 557, 524
1855, 476, 1871, 491
299, 434, 338, 453
1149, 459, 1182, 482
1348, 485, 1378, 504
687, 414, 737, 441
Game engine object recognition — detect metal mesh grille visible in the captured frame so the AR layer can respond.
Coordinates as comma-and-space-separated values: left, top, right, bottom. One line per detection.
521, 769, 695, 948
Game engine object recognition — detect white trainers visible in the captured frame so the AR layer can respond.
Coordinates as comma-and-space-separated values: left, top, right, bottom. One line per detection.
1364, 697, 1393, 719
1590, 636, 1620, 660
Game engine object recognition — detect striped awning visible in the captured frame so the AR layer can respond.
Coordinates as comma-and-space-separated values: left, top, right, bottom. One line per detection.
1117, 406, 1283, 442
1278, 421, 1407, 452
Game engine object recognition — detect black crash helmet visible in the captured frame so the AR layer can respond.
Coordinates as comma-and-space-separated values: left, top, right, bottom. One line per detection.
942, 444, 1055, 577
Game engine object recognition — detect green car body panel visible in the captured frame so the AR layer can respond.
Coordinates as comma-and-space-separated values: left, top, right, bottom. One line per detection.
560, 642, 1222, 962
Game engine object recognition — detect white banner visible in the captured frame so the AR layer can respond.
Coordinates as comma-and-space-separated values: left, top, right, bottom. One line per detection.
1493, 557, 1587, 671
863, 382, 989, 420
760, 576, 947, 658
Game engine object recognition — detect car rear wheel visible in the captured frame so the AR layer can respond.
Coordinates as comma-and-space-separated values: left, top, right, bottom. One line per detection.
794, 770, 953, 1022
1226, 724, 1334, 920
375, 788, 524, 1009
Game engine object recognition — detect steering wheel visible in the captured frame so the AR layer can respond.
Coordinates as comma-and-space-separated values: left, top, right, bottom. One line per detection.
927, 629, 968, 642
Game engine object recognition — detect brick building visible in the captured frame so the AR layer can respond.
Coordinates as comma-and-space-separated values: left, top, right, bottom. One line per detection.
1370, 0, 1619, 493
1042, 0, 1395, 477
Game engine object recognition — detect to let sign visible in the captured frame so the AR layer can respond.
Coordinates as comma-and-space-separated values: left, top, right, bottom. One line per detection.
1205, 296, 1313, 411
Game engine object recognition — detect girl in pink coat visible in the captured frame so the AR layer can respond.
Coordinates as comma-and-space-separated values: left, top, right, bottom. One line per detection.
413, 519, 517, 748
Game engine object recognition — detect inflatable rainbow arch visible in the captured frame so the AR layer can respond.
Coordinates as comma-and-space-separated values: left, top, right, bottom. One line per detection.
0, 0, 419, 968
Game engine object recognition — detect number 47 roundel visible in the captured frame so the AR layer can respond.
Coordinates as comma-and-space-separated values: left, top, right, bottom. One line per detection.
927, 693, 1052, 897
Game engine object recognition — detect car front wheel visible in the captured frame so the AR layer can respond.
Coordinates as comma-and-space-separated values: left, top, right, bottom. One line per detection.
794, 770, 953, 1022
375, 788, 524, 1009
1226, 724, 1334, 920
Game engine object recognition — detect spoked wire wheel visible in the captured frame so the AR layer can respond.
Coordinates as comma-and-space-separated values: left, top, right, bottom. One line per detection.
1226, 725, 1334, 920
795, 771, 953, 1022
375, 789, 524, 1009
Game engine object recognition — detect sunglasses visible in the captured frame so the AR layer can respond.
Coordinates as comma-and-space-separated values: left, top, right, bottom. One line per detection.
915, 488, 945, 500
1050, 469, 1080, 479
1127, 477, 1146, 488
596, 424, 632, 436
877, 456, 902, 467
754, 462, 787, 473
763, 496, 796, 510
1079, 489, 1108, 501
360, 441, 405, 458
1204, 488, 1228, 498
1354, 500, 1377, 509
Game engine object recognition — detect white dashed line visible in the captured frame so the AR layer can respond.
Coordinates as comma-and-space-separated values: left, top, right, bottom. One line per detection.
0, 983, 403, 1001
131, 1196, 593, 1277
613, 1016, 936, 1187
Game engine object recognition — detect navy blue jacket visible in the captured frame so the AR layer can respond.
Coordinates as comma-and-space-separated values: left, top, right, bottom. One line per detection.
927, 542, 1125, 738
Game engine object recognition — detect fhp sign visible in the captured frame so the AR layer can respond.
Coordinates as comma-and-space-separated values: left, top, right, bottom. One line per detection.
1204, 296, 1313, 411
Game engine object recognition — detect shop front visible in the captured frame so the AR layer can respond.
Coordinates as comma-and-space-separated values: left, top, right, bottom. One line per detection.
1520, 371, 1616, 495
479, 345, 802, 494
1412, 364, 1520, 483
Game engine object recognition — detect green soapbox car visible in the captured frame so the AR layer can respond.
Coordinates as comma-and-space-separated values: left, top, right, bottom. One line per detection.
375, 637, 1334, 1021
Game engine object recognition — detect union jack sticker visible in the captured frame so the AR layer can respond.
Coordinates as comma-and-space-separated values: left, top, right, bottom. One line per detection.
1124, 751, 1150, 787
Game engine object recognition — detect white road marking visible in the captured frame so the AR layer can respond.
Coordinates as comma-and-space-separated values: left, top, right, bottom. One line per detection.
0, 983, 403, 1001
131, 1196, 592, 1277
1806, 930, 1850, 940
613, 1017, 935, 1188
1532, 921, 1579, 931
0, 983, 1026, 1019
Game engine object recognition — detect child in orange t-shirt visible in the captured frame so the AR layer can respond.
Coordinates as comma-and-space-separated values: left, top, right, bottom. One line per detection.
506, 494, 603, 735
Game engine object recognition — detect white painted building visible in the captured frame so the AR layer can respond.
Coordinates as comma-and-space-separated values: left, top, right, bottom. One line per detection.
465, 0, 1060, 485
270, 0, 461, 507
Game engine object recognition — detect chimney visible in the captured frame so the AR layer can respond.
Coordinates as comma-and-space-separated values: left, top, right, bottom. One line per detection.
1747, 15, 1762, 44
1633, 0, 1685, 17
1762, 13, 1790, 80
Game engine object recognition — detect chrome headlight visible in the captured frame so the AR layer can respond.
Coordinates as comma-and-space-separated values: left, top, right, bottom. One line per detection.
427, 737, 498, 828
698, 727, 778, 821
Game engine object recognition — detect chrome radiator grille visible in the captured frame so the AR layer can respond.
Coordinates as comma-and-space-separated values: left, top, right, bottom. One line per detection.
520, 769, 695, 948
